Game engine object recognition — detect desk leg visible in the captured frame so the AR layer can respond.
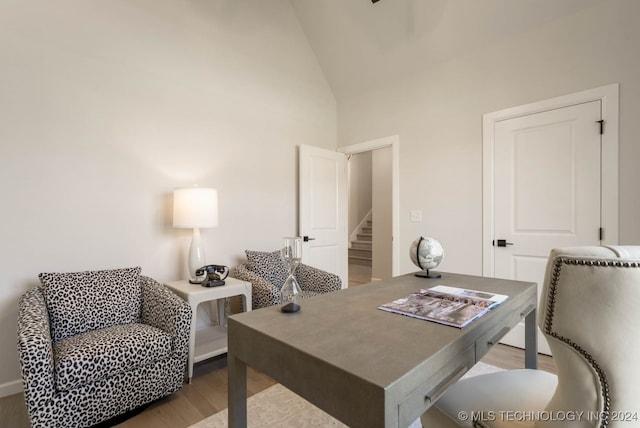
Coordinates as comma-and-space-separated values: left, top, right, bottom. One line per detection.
524, 309, 538, 369
228, 353, 248, 428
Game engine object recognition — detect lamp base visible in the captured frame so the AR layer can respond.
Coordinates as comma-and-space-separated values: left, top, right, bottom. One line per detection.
188, 227, 206, 281
415, 270, 441, 279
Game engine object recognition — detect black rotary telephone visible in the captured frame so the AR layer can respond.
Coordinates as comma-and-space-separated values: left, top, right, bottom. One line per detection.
190, 265, 229, 287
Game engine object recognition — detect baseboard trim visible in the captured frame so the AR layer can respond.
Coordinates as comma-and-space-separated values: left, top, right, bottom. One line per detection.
0, 379, 23, 398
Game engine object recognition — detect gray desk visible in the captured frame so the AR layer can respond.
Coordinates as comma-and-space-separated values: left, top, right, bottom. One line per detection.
228, 272, 537, 428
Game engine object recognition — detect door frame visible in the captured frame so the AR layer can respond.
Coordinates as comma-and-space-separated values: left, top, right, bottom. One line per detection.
482, 84, 619, 276
339, 135, 400, 277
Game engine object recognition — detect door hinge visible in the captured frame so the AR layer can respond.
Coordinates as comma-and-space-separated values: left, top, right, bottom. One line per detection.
596, 120, 604, 135
599, 227, 604, 241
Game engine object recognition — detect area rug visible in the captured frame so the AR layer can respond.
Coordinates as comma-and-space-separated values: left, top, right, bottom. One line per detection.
189, 362, 503, 428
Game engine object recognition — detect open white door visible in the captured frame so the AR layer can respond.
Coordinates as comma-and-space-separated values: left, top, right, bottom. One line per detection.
299, 144, 348, 289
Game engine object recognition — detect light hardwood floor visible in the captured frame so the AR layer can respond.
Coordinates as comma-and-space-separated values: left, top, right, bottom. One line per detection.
348, 263, 372, 286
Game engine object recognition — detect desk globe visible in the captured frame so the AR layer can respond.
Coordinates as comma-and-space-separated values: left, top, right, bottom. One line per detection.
410, 236, 444, 278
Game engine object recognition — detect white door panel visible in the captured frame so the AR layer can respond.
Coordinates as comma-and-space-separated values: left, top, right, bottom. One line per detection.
493, 100, 602, 353
299, 145, 348, 288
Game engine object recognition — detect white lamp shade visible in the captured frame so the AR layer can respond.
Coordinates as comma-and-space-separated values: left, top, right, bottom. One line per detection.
173, 187, 219, 228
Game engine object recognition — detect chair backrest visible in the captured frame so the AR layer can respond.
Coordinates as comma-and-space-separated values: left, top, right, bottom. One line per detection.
38, 267, 142, 342
245, 250, 288, 288
539, 246, 640, 426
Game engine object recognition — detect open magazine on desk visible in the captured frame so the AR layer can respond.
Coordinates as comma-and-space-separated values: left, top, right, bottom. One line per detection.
378, 285, 509, 328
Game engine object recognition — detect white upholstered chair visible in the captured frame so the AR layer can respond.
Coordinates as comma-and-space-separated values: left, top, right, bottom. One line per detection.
422, 246, 640, 428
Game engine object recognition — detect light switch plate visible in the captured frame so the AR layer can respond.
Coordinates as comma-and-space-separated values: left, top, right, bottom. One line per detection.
410, 210, 422, 223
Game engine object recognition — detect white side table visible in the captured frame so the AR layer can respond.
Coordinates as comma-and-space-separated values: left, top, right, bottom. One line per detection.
165, 277, 252, 383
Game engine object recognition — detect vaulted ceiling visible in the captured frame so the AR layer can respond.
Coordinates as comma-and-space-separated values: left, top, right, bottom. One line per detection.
291, 0, 605, 99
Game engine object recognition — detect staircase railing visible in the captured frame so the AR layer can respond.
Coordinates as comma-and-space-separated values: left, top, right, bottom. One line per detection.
349, 210, 372, 247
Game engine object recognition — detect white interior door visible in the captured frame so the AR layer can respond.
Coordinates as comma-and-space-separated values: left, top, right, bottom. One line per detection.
493, 100, 602, 354
299, 144, 348, 288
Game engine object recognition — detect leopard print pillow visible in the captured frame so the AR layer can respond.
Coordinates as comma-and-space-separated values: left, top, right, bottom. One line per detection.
39, 267, 142, 342
245, 250, 288, 288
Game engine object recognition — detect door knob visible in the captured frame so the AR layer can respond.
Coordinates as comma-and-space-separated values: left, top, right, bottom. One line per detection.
303, 236, 316, 242
493, 239, 514, 247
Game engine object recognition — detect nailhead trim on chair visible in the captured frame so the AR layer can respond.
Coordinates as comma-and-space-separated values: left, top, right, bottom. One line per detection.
541, 257, 640, 428
472, 257, 639, 428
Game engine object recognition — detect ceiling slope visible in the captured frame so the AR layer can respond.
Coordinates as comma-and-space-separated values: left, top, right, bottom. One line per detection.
291, 0, 605, 99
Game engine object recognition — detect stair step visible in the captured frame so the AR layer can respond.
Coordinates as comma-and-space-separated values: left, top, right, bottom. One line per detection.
361, 226, 372, 234
349, 256, 372, 266
349, 248, 372, 259
351, 240, 372, 250
357, 233, 372, 241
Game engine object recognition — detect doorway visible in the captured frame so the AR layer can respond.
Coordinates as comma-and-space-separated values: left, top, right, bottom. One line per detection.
339, 136, 400, 286
483, 84, 619, 353
347, 148, 393, 285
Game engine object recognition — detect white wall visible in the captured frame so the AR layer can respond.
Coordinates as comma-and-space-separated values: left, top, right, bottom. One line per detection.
338, 0, 640, 276
348, 152, 372, 236
0, 0, 336, 393
371, 147, 392, 280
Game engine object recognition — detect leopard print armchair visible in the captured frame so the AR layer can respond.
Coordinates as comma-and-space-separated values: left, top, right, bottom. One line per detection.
17, 267, 191, 428
231, 250, 342, 310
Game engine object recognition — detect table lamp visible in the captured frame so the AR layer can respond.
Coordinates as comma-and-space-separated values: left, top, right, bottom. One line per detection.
173, 187, 218, 281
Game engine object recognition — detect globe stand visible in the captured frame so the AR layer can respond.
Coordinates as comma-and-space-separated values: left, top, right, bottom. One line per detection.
415, 270, 441, 279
